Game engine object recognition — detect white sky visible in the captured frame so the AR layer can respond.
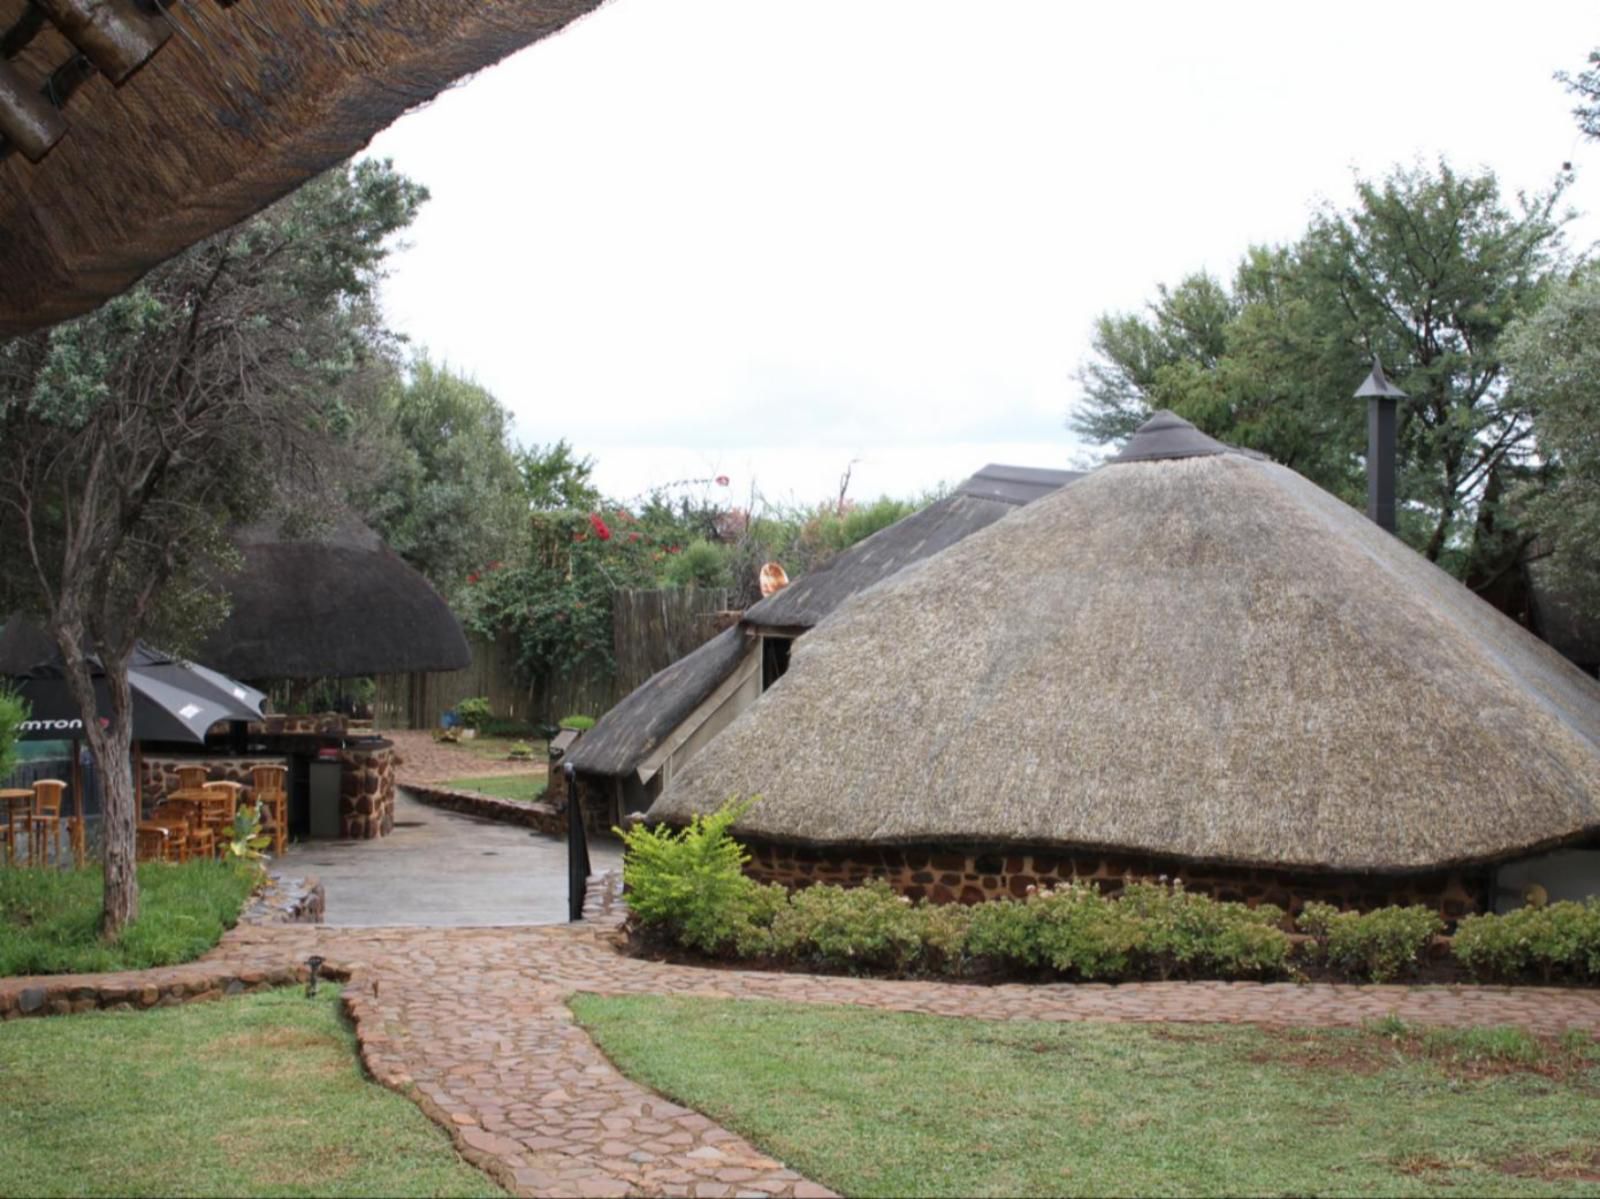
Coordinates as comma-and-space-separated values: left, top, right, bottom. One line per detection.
367, 0, 1600, 509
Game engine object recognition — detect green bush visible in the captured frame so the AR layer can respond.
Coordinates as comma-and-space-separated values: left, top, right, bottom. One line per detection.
1118, 881, 1290, 978
663, 539, 733, 589
966, 883, 1143, 979
0, 685, 28, 784
453, 697, 492, 731
559, 714, 596, 731
770, 881, 925, 973
618, 799, 764, 954
1297, 902, 1442, 982
481, 717, 539, 739
1452, 899, 1600, 982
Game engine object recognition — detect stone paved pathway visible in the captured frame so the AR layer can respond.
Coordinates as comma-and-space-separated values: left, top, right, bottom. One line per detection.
6, 910, 1600, 1198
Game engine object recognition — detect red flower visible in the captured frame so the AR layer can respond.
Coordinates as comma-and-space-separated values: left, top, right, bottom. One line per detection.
627, 532, 640, 542
589, 513, 612, 541
466, 572, 480, 584
715, 475, 730, 487
667, 544, 681, 554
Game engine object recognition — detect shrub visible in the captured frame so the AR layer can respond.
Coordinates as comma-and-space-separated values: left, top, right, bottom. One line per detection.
559, 714, 596, 731
966, 883, 1143, 980
453, 697, 492, 731
662, 539, 733, 589
0, 686, 26, 783
1297, 902, 1442, 982
770, 881, 925, 973
481, 717, 539, 739
1452, 899, 1600, 982
1118, 881, 1290, 978
618, 798, 764, 954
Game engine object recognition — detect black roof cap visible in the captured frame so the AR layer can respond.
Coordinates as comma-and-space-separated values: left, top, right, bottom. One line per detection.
1109, 410, 1263, 464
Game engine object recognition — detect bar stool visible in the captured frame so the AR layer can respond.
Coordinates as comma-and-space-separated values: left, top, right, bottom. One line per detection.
201, 781, 245, 843
136, 823, 182, 863
29, 779, 67, 867
175, 764, 209, 792
250, 764, 288, 857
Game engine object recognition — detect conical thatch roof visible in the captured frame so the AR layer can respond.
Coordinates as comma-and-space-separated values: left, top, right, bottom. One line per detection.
651, 414, 1600, 874
0, 0, 601, 335
195, 514, 469, 680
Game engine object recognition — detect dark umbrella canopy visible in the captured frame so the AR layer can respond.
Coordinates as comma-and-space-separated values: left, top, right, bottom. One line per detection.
0, 618, 264, 742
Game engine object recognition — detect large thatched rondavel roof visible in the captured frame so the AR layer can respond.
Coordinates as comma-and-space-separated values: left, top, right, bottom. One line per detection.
650, 413, 1600, 874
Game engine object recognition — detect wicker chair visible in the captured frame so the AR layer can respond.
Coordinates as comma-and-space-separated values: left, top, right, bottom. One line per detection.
29, 779, 67, 867
250, 764, 288, 857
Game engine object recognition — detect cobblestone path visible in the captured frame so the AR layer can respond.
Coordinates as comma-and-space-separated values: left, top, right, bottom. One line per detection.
7, 907, 1600, 1198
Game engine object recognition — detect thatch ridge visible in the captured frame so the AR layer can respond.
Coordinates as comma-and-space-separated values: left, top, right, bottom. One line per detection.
0, 0, 603, 334
652, 452, 1600, 873
564, 625, 752, 777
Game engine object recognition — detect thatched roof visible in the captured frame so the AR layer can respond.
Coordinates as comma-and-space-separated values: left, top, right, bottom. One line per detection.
564, 625, 753, 777
652, 412, 1600, 874
743, 464, 1082, 631
0, 0, 601, 335
196, 513, 469, 680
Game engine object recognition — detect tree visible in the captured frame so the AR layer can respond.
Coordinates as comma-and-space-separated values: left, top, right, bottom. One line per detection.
1502, 267, 1600, 615
1071, 162, 1570, 580
0, 688, 26, 785
519, 440, 600, 511
1559, 48, 1600, 140
0, 160, 424, 934
351, 354, 524, 600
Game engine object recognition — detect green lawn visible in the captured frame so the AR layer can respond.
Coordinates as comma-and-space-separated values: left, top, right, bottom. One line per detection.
0, 986, 502, 1198
445, 736, 548, 764
441, 774, 547, 804
1, 861, 256, 976
572, 994, 1600, 1198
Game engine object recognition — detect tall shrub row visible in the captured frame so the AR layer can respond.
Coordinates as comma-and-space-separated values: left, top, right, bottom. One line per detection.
619, 804, 1600, 985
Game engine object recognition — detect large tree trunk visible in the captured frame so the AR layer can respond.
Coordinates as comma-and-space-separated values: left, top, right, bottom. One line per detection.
51, 620, 139, 935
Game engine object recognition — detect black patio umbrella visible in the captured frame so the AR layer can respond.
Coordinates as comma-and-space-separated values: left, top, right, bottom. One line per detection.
1, 619, 266, 863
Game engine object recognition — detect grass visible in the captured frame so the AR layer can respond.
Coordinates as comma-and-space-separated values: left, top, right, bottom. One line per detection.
1, 861, 256, 977
440, 735, 548, 764
440, 774, 548, 804
572, 994, 1600, 1198
0, 986, 502, 1198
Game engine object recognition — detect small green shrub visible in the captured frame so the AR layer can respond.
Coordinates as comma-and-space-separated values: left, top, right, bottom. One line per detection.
506, 741, 536, 760
1297, 902, 1442, 982
559, 714, 596, 731
966, 883, 1142, 980
770, 881, 925, 973
453, 697, 492, 731
0, 686, 28, 784
662, 539, 733, 589
481, 717, 539, 739
1452, 899, 1600, 982
1118, 881, 1290, 978
618, 798, 763, 954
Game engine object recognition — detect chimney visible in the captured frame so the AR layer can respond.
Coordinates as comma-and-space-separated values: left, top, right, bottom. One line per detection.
1354, 355, 1406, 534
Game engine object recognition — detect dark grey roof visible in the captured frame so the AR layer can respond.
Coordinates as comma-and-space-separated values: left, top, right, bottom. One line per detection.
743, 465, 1082, 631
1110, 410, 1268, 464
565, 626, 752, 777
196, 513, 470, 681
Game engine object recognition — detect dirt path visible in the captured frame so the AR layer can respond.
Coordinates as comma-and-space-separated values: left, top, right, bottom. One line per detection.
386, 729, 549, 785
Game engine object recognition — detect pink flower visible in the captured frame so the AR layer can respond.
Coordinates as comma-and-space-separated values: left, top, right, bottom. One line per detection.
715, 475, 730, 487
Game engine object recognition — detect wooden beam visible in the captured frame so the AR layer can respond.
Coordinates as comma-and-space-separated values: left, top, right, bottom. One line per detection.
0, 57, 65, 162
34, 0, 170, 84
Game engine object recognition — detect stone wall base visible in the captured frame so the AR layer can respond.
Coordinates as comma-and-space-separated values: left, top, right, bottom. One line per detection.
742, 839, 1489, 919
405, 784, 566, 836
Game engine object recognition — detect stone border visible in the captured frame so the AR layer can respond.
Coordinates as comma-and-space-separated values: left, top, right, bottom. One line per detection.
0, 959, 337, 1019
243, 873, 326, 925
404, 783, 565, 836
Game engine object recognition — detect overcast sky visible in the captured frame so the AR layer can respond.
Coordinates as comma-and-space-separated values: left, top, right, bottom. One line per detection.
366, 0, 1600, 509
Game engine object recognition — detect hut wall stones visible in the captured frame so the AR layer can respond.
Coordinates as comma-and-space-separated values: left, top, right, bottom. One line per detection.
337, 741, 395, 840
740, 838, 1490, 920
141, 755, 289, 798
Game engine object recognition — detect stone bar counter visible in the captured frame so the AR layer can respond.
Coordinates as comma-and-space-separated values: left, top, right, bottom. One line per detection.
141, 714, 396, 841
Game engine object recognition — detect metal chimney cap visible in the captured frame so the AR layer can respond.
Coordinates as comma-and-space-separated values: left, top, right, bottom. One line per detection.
1354, 355, 1407, 400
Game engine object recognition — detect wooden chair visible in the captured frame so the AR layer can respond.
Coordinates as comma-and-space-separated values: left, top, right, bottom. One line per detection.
136, 823, 182, 863
250, 764, 288, 857
201, 781, 245, 845
175, 764, 210, 792
148, 803, 211, 861
29, 780, 67, 867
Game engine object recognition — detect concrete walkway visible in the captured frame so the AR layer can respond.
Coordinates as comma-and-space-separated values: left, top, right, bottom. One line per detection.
280, 789, 622, 927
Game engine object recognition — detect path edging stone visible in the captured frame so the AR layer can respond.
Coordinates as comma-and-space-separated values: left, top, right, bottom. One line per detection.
405, 783, 565, 836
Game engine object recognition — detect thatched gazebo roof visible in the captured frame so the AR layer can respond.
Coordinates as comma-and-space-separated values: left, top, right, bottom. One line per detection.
195, 514, 469, 681
651, 412, 1600, 874
0, 0, 601, 335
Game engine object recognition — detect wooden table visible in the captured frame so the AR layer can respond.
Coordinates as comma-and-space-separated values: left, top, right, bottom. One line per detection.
0, 789, 33, 866
165, 788, 234, 855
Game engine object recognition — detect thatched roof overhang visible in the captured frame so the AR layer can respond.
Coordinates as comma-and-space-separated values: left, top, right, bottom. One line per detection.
742, 464, 1082, 631
195, 517, 469, 681
566, 625, 754, 778
652, 414, 1600, 874
0, 0, 602, 335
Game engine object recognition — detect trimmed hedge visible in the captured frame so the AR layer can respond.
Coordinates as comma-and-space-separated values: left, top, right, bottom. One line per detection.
620, 802, 1600, 985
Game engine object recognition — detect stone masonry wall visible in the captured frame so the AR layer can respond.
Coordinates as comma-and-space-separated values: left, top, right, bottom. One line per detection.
141, 756, 289, 802
339, 742, 396, 840
742, 839, 1490, 920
